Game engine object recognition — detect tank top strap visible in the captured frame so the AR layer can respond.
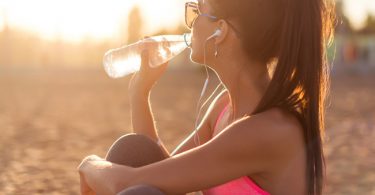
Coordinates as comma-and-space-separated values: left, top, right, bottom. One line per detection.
214, 103, 230, 131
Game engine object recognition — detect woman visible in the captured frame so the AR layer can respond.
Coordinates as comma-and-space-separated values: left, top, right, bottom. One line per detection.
78, 0, 335, 194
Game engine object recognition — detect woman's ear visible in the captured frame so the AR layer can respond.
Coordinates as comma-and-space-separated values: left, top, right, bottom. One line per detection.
214, 19, 229, 45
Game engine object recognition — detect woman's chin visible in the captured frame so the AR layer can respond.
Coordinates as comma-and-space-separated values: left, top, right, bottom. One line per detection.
189, 50, 204, 64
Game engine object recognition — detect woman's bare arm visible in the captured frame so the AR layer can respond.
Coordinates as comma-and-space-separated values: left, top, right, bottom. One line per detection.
80, 109, 296, 195
130, 90, 170, 157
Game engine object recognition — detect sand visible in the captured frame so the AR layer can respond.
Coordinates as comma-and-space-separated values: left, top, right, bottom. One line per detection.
0, 68, 374, 194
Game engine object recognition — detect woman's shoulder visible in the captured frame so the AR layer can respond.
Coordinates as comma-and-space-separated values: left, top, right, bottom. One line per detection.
252, 107, 303, 140
229, 106, 305, 158
208, 106, 305, 174
263, 107, 304, 136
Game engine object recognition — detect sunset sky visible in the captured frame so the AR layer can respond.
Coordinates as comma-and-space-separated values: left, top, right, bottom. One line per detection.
0, 0, 374, 42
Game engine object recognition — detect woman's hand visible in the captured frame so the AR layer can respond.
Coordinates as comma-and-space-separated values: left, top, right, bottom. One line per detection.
77, 155, 136, 195
78, 155, 103, 173
79, 172, 95, 195
128, 46, 169, 97
77, 155, 105, 195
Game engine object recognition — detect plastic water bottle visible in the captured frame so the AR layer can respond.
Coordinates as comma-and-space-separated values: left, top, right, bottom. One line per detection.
103, 33, 192, 78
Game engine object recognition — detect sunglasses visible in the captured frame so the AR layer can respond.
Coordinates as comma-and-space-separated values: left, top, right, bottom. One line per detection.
184, 1, 241, 38
185, 1, 217, 29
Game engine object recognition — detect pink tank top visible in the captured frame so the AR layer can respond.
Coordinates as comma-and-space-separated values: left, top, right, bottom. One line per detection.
202, 103, 270, 195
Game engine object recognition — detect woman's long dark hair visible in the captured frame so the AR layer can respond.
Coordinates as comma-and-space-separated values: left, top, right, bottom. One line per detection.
209, 0, 335, 194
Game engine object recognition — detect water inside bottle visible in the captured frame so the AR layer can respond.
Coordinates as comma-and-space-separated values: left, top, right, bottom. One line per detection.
103, 34, 191, 78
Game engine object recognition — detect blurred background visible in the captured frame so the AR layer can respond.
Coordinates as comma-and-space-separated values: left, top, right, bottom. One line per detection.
0, 0, 374, 194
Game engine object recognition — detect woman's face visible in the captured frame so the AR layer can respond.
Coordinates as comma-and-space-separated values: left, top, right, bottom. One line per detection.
189, 0, 218, 65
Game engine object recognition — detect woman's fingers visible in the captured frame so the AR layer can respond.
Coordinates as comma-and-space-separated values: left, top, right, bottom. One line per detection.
77, 155, 102, 173
127, 35, 170, 93
140, 49, 150, 72
140, 36, 151, 72
77, 155, 104, 195
80, 173, 95, 195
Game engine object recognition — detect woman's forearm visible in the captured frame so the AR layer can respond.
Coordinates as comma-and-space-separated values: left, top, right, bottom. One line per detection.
129, 91, 170, 157
130, 91, 158, 140
127, 51, 171, 156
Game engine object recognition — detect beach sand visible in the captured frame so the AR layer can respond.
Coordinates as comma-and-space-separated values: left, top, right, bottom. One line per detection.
0, 68, 373, 194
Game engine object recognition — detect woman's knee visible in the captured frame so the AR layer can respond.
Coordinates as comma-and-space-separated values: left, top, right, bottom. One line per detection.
105, 133, 168, 167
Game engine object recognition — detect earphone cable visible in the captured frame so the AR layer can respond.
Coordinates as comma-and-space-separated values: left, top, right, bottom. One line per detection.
193, 37, 223, 146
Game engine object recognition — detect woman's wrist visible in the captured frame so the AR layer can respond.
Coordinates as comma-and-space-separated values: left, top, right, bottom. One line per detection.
129, 73, 154, 94
129, 83, 152, 100
129, 88, 150, 103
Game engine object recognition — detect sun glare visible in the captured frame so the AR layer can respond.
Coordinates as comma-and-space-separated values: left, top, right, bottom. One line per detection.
0, 0, 185, 42
343, 0, 375, 30
4, 0, 375, 42
0, 18, 4, 32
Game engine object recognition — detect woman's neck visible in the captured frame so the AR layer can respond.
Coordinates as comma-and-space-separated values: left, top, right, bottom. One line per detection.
218, 59, 270, 122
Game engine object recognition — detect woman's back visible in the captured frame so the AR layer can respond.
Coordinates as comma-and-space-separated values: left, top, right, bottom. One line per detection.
206, 90, 307, 195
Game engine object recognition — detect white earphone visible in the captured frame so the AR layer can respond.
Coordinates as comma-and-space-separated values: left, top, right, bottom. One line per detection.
206, 29, 222, 40
191, 28, 223, 146
201, 29, 221, 104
